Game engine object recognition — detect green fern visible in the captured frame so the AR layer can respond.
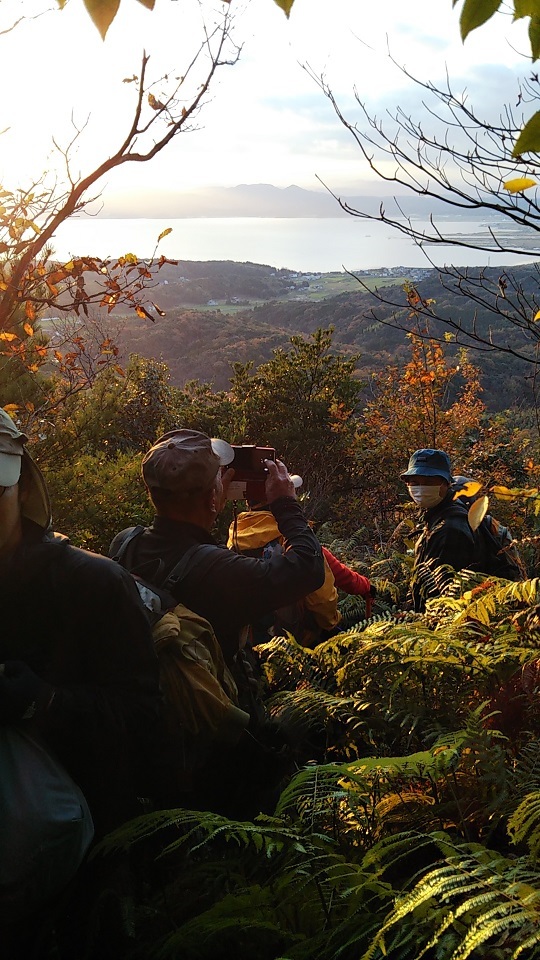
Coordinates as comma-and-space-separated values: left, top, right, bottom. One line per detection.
508, 791, 540, 859
362, 836, 540, 960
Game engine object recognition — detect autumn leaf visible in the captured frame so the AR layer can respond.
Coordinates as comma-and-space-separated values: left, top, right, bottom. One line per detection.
48, 269, 68, 284
468, 495, 488, 531
157, 227, 172, 243
135, 305, 155, 321
0, 331, 17, 341
273, 0, 294, 15
530, 14, 540, 60
454, 479, 482, 500
491, 485, 512, 499
459, 0, 502, 41
503, 176, 537, 192
513, 110, 540, 155
3, 403, 18, 415
25, 301, 35, 322
83, 0, 121, 39
148, 92, 166, 111
23, 322, 34, 337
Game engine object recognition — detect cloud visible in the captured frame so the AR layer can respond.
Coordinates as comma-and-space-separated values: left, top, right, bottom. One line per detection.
0, 0, 533, 203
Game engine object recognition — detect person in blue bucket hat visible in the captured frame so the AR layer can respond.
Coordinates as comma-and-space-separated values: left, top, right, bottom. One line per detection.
401, 448, 476, 611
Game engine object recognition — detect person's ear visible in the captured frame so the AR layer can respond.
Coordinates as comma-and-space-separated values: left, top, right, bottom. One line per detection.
208, 483, 221, 516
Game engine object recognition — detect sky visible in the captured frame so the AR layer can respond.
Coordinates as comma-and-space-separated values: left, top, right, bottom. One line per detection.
0, 0, 533, 216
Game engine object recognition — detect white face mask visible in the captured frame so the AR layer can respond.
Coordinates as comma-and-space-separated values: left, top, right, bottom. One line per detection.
408, 485, 445, 509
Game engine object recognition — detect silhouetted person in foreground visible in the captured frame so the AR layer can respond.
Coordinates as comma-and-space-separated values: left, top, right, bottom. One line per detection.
0, 408, 161, 955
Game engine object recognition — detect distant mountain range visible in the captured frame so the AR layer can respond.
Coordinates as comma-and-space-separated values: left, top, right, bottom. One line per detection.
101, 183, 501, 221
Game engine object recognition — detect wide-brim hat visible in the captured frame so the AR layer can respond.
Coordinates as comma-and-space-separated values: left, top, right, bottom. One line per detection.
0, 408, 51, 529
142, 428, 234, 497
400, 448, 453, 484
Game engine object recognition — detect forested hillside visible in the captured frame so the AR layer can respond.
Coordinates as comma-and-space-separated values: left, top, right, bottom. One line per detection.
112, 259, 540, 411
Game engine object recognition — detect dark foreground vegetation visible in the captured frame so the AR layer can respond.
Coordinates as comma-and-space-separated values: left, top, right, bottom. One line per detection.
30, 563, 540, 960
4, 296, 540, 958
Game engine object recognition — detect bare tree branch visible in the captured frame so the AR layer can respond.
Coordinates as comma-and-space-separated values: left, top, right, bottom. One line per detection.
0, 7, 239, 331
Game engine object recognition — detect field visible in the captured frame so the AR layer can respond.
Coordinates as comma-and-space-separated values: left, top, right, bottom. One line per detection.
175, 271, 408, 313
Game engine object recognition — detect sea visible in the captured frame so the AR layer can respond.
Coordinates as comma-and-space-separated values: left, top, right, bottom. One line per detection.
51, 216, 540, 273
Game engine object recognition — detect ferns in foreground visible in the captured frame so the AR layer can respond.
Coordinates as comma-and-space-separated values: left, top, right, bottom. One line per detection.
52, 566, 540, 959
362, 833, 540, 960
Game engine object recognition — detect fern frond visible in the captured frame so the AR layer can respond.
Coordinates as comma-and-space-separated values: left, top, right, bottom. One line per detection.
267, 686, 371, 756
93, 808, 319, 862
508, 791, 540, 858
363, 839, 540, 960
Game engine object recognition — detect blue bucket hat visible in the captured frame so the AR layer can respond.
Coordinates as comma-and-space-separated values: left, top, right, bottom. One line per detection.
400, 449, 453, 484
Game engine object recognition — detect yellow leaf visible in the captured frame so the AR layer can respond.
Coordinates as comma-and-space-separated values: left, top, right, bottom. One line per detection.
23, 322, 33, 337
534, 310, 540, 321
503, 176, 537, 193
157, 227, 172, 243
0, 331, 17, 341
3, 403, 18, 414
491, 485, 514, 501
468, 495, 488, 532
273, 0, 294, 15
83, 0, 121, 40
454, 480, 482, 500
63, 260, 75, 271
123, 252, 138, 264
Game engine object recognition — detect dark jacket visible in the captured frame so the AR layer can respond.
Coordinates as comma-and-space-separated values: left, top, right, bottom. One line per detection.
110, 496, 325, 666
411, 491, 477, 612
1, 523, 162, 835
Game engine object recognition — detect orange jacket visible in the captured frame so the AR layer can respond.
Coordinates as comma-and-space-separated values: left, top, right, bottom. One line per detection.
228, 510, 340, 632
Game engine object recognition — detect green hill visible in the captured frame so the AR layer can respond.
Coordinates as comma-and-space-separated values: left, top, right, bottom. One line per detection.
112, 260, 540, 411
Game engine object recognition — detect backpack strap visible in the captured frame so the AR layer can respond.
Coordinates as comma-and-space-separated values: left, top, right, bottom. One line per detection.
111, 525, 146, 565
160, 543, 218, 593
112, 528, 220, 596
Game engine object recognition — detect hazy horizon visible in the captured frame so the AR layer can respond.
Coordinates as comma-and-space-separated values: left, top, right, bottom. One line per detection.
96, 183, 502, 222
